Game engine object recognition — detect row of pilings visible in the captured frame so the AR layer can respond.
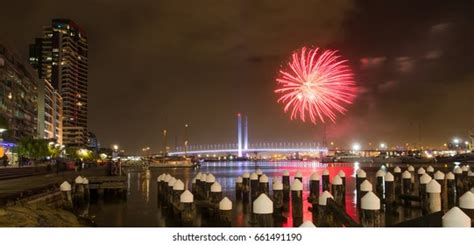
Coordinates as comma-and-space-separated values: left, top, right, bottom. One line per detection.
156, 164, 473, 227
59, 175, 126, 220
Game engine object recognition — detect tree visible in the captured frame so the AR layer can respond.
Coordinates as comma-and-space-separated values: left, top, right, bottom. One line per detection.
14, 137, 50, 159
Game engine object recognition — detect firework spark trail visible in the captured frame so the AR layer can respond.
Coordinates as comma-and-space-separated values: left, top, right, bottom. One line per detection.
275, 47, 356, 124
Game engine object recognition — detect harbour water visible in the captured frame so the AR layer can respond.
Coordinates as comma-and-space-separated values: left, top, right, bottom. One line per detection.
87, 161, 457, 227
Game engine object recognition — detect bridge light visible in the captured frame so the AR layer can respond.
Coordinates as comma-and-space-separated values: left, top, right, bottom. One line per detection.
352, 143, 361, 151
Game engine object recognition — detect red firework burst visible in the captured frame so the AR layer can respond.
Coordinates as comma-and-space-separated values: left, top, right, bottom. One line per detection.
275, 47, 356, 124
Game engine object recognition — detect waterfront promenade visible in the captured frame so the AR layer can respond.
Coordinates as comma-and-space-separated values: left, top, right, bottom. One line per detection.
0, 167, 106, 205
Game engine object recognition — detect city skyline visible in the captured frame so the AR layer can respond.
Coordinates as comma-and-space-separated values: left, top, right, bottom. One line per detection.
0, 1, 473, 153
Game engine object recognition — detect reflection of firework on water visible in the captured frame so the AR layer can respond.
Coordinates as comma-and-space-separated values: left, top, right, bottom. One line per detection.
275, 47, 357, 124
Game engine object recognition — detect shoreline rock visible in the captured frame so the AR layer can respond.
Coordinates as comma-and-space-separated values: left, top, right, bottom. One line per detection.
0, 204, 90, 227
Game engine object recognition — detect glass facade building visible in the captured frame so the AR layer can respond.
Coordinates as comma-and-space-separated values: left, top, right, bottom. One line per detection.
30, 19, 88, 147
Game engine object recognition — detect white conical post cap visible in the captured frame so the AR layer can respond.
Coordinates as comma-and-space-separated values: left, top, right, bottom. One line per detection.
250, 172, 259, 180
420, 174, 432, 184
236, 176, 243, 183
417, 167, 426, 175
157, 174, 163, 182
408, 165, 415, 172
173, 179, 185, 190
361, 191, 381, 210
74, 176, 84, 184
322, 169, 330, 176
442, 207, 471, 227
459, 191, 474, 209
426, 179, 441, 193
332, 175, 343, 185
402, 170, 411, 179
291, 179, 303, 191
195, 172, 202, 180
206, 173, 216, 183
82, 177, 89, 185
282, 170, 290, 176
164, 174, 171, 182
453, 167, 462, 174
427, 166, 434, 172
318, 191, 334, 206
394, 166, 401, 173
273, 180, 283, 190
60, 181, 71, 191
211, 182, 222, 192
299, 220, 316, 227
446, 172, 455, 180
256, 169, 263, 175
357, 169, 366, 178
468, 170, 474, 177
192, 176, 197, 184
295, 171, 303, 178
168, 177, 177, 187
242, 172, 250, 178
461, 165, 469, 172
360, 180, 373, 192
180, 190, 194, 203
434, 171, 445, 180
338, 170, 346, 177
272, 180, 283, 191
310, 172, 320, 181
376, 169, 385, 177
259, 174, 269, 183
253, 194, 273, 214
385, 172, 394, 182
199, 173, 207, 182
219, 197, 232, 210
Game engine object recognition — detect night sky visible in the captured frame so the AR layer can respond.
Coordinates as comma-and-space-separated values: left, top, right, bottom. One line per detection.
1, 0, 473, 153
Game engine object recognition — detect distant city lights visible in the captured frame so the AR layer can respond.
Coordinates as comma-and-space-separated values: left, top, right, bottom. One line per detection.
352, 143, 361, 151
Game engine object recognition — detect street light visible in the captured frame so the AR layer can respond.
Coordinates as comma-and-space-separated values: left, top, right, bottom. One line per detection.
352, 143, 361, 151
0, 128, 7, 133
113, 145, 119, 151
452, 138, 460, 144
380, 143, 386, 149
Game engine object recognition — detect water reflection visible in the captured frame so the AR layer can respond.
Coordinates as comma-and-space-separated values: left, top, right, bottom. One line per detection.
88, 161, 433, 227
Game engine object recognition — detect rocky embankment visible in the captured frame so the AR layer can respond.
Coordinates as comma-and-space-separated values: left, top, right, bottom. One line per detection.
0, 204, 85, 227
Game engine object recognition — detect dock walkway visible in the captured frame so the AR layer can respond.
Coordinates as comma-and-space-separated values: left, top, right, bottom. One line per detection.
0, 168, 114, 205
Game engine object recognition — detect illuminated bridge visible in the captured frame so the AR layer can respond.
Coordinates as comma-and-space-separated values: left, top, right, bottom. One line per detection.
168, 143, 327, 156
168, 114, 327, 156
